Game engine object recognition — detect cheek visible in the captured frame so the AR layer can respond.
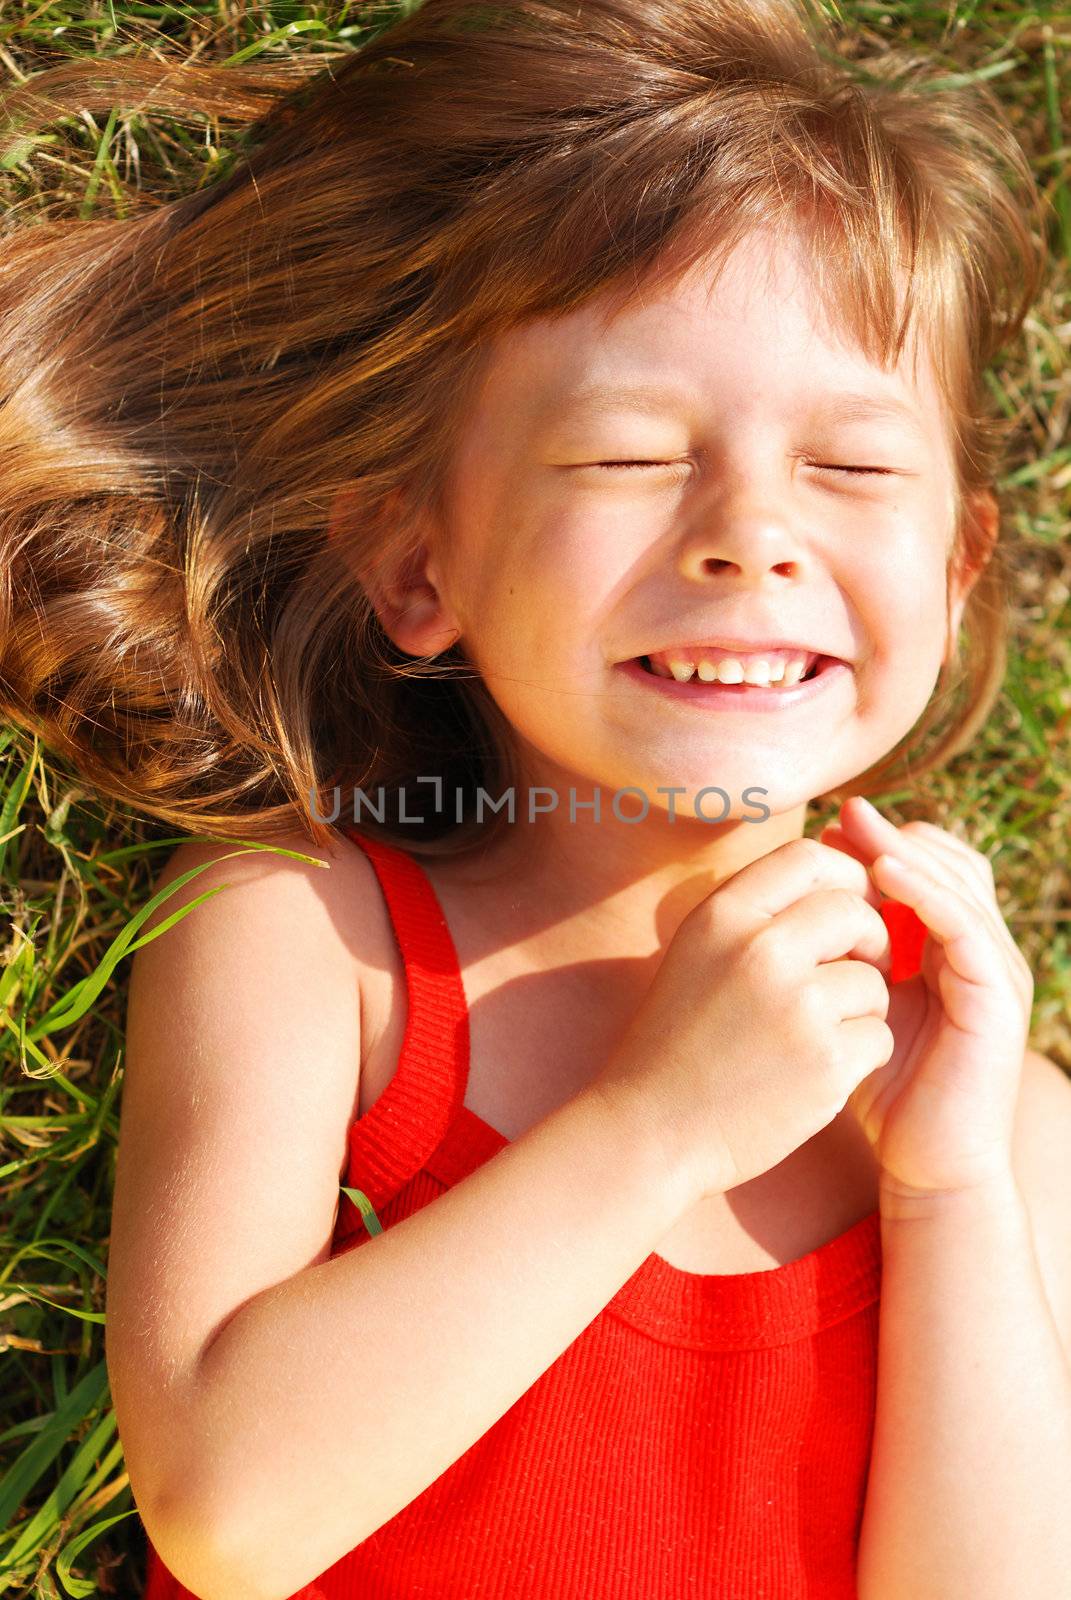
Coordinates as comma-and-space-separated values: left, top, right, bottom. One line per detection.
864, 574, 949, 705
540, 515, 643, 626
501, 515, 624, 642
461, 567, 571, 680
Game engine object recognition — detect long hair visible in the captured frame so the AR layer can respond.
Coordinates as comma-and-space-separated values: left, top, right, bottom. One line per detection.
0, 0, 1047, 857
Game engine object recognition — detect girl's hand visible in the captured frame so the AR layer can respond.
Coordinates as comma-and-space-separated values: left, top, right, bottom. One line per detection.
818, 795, 1033, 1204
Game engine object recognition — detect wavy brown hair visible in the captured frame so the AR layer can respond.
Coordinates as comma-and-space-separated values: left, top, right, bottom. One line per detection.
0, 0, 1048, 859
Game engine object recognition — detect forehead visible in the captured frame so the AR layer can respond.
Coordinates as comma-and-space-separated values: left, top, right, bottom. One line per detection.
469, 225, 947, 439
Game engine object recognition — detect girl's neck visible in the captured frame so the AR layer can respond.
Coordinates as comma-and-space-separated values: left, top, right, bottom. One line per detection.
419, 797, 811, 966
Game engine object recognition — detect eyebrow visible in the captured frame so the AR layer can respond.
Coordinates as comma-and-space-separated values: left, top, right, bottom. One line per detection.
554, 381, 697, 420
812, 391, 928, 438
553, 382, 928, 438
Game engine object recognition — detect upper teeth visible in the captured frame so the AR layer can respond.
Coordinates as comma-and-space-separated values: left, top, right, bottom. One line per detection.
646, 649, 817, 686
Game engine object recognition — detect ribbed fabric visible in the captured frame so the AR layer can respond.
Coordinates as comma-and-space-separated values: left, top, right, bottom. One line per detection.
142, 826, 928, 1600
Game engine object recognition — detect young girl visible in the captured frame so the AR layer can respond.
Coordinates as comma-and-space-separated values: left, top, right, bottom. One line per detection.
2, 1, 1069, 1596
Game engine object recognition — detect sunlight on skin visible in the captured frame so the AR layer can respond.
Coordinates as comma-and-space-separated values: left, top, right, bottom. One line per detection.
356, 221, 994, 965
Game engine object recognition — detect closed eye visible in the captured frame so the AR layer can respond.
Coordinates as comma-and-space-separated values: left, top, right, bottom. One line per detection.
589, 460, 896, 476
591, 460, 688, 471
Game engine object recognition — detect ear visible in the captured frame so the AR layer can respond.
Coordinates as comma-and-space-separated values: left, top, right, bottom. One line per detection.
328, 484, 463, 658
946, 486, 999, 657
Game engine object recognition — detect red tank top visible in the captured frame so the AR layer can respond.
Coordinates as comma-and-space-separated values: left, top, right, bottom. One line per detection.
142, 826, 928, 1600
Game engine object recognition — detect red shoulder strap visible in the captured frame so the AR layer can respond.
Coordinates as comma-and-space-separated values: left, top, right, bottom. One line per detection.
338, 826, 471, 1218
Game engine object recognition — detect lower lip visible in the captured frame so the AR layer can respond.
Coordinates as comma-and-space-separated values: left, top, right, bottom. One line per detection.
615, 654, 851, 710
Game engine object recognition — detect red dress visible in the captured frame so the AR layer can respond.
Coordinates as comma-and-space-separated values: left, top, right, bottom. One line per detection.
143, 825, 927, 1599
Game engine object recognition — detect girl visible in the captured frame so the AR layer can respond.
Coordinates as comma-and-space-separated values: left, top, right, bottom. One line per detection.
1, 1, 1068, 1597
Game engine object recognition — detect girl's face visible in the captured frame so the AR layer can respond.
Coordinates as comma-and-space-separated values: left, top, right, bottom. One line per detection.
391, 224, 990, 824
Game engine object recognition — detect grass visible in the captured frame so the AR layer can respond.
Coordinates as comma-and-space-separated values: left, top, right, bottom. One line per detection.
0, 2, 1068, 1594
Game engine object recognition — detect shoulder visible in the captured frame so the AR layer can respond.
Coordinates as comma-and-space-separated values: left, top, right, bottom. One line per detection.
1012, 1048, 1071, 1360
126, 824, 400, 1121
136, 823, 391, 976
124, 823, 386, 1134
141, 822, 376, 923
137, 820, 404, 1048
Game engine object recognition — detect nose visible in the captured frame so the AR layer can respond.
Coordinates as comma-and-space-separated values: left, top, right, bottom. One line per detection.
677, 514, 806, 584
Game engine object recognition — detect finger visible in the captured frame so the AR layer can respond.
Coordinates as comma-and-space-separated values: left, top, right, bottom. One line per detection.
898, 820, 998, 898
877, 857, 1037, 1030
886, 825, 995, 923
885, 836, 1033, 1014
823, 818, 965, 922
879, 824, 1029, 1002
839, 801, 996, 928
819, 823, 912, 912
869, 853, 1004, 992
877, 826, 1017, 973
775, 886, 893, 974
720, 835, 885, 920
816, 824, 875, 874
815, 957, 891, 1020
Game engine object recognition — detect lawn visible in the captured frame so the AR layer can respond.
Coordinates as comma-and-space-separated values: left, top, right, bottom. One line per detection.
0, 2, 1067, 1594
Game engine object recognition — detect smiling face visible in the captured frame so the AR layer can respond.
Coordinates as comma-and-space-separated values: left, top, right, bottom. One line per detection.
368, 222, 992, 830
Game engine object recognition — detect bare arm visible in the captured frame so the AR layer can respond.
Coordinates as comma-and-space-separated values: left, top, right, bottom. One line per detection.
158, 1083, 692, 1600
856, 1171, 1071, 1600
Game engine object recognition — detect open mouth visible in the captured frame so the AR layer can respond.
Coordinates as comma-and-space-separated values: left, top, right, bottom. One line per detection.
616, 652, 850, 707
635, 653, 835, 684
